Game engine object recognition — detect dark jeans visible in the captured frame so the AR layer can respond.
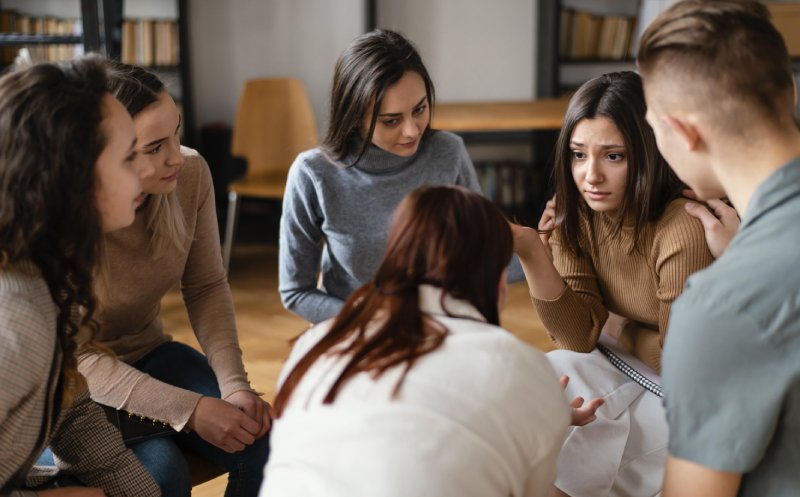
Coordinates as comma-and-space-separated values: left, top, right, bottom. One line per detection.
38, 341, 269, 497
131, 341, 270, 497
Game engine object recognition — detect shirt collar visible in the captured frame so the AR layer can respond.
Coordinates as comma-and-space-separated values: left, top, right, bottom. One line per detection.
740, 156, 800, 230
417, 284, 487, 323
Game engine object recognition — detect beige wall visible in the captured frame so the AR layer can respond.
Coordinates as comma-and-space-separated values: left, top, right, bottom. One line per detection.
188, 0, 364, 135
376, 0, 536, 101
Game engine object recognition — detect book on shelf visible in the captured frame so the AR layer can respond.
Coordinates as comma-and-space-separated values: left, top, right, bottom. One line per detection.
475, 161, 530, 210
0, 9, 82, 65
121, 18, 179, 67
560, 8, 635, 61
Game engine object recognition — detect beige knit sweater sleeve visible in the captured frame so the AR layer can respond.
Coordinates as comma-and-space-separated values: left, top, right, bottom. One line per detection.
532, 228, 609, 353
77, 149, 255, 431
179, 151, 254, 399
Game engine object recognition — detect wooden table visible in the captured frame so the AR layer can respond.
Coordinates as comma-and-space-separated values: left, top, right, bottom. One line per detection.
430, 98, 570, 225
431, 97, 569, 132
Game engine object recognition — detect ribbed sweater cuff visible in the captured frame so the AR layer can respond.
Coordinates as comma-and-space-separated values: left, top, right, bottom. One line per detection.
207, 346, 257, 399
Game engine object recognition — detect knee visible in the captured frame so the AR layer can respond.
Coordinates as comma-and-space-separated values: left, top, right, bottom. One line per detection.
132, 438, 191, 497
231, 433, 271, 472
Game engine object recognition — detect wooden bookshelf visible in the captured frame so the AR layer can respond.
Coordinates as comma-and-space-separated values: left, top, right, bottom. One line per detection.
0, 3, 93, 67
538, 0, 641, 97
0, 0, 195, 147
0, 34, 82, 45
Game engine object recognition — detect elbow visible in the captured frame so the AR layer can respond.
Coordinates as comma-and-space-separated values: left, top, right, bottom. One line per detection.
279, 287, 299, 312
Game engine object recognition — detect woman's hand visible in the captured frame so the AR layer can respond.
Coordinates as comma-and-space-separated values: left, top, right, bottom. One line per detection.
509, 222, 546, 260
225, 390, 273, 439
187, 396, 261, 453
561, 375, 604, 426
682, 189, 740, 258
536, 195, 557, 262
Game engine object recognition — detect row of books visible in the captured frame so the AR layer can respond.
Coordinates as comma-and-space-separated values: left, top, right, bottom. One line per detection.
559, 9, 636, 61
121, 19, 180, 67
0, 10, 83, 65
476, 161, 534, 210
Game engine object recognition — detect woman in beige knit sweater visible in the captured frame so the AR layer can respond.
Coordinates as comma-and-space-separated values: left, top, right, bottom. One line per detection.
70, 61, 270, 497
512, 72, 714, 497
0, 58, 159, 495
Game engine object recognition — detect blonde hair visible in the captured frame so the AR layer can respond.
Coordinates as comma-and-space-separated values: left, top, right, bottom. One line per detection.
144, 187, 187, 259
102, 58, 189, 259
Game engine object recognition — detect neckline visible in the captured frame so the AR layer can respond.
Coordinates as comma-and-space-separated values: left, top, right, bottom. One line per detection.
342, 134, 428, 174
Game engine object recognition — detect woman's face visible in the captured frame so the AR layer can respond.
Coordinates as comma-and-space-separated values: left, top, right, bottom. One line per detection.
570, 116, 628, 213
363, 71, 430, 157
133, 90, 185, 195
95, 94, 152, 232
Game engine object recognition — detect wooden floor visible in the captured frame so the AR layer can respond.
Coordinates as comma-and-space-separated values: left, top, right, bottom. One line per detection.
164, 243, 554, 496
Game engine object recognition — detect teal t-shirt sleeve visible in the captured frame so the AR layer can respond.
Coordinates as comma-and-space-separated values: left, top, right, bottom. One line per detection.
663, 295, 785, 473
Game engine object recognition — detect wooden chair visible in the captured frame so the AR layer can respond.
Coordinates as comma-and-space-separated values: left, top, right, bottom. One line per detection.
221, 78, 318, 271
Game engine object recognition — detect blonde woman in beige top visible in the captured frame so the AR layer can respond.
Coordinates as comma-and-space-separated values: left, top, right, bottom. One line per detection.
0, 58, 159, 495
512, 72, 713, 497
73, 61, 270, 497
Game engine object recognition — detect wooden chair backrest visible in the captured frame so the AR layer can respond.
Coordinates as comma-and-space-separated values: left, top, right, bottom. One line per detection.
231, 78, 318, 176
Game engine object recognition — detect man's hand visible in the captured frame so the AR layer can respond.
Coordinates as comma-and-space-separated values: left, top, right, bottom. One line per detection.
683, 189, 739, 258
225, 390, 272, 438
187, 396, 261, 453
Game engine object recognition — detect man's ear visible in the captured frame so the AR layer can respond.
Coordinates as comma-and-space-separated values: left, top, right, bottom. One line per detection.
663, 114, 702, 152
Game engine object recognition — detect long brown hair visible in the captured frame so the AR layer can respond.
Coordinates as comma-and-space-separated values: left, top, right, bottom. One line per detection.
322, 29, 435, 165
0, 57, 109, 407
273, 185, 513, 416
553, 71, 682, 256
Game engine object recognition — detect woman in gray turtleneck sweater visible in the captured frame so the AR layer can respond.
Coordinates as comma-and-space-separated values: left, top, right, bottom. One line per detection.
279, 29, 481, 324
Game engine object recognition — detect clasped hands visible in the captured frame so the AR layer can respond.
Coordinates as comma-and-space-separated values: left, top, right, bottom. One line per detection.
187, 390, 272, 453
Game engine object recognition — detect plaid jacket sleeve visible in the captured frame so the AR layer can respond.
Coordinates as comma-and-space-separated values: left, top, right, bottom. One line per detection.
44, 388, 161, 496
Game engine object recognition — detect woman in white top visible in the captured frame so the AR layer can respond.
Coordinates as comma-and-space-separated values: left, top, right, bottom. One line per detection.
261, 185, 571, 497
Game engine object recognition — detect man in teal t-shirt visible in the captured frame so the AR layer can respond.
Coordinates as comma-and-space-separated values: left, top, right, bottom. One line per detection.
637, 1, 800, 496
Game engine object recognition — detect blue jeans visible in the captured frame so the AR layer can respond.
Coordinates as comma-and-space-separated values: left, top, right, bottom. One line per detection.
38, 341, 269, 497
130, 341, 270, 497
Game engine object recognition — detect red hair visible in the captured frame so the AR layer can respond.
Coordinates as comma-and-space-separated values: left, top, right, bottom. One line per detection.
273, 185, 513, 416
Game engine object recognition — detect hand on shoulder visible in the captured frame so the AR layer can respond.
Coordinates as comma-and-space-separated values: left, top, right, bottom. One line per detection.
682, 189, 740, 258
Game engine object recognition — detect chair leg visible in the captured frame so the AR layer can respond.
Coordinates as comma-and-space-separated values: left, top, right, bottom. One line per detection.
222, 191, 241, 273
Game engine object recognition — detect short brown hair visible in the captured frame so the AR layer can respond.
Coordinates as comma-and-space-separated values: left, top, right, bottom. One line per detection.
637, 0, 795, 131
